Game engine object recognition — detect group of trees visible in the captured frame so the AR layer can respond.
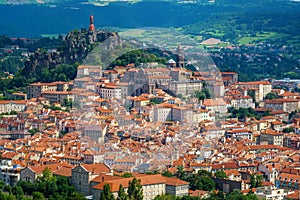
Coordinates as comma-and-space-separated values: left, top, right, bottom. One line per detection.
159, 167, 260, 200
173, 167, 216, 192
109, 49, 167, 69
228, 107, 270, 120
264, 92, 279, 100
0, 62, 78, 95
194, 83, 211, 101
154, 191, 258, 200
0, 167, 85, 200
194, 87, 211, 101
34, 63, 78, 83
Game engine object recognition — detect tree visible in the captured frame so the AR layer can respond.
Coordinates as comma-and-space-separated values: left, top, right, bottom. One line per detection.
162, 170, 174, 177
0, 180, 4, 191
127, 178, 143, 200
117, 184, 128, 200
200, 176, 215, 191
175, 166, 186, 180
17, 167, 82, 199
0, 191, 16, 200
32, 191, 45, 200
121, 172, 133, 178
4, 185, 12, 195
195, 87, 211, 101
214, 170, 228, 179
28, 128, 39, 135
65, 192, 87, 200
11, 186, 23, 200
264, 92, 278, 100
100, 184, 115, 200
154, 194, 177, 200
283, 127, 294, 133
248, 89, 256, 102
250, 174, 263, 188
225, 190, 258, 200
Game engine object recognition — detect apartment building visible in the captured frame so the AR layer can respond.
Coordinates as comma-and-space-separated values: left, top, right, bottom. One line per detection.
193, 109, 214, 123
238, 81, 272, 102
0, 164, 22, 186
71, 163, 112, 196
0, 100, 27, 113
260, 130, 283, 146
202, 98, 227, 118
91, 174, 166, 200
256, 185, 292, 200
265, 98, 299, 113
27, 81, 72, 99
275, 173, 300, 190
41, 91, 74, 104
97, 83, 122, 100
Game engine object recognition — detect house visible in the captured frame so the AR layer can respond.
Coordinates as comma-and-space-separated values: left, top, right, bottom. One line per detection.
224, 170, 242, 181
190, 163, 212, 173
164, 176, 189, 197
189, 190, 209, 199
20, 162, 74, 182
193, 109, 214, 123
153, 103, 173, 122
202, 98, 227, 118
83, 124, 107, 143
221, 72, 238, 86
83, 149, 104, 164
260, 130, 283, 146
213, 177, 245, 193
231, 96, 255, 109
225, 129, 253, 140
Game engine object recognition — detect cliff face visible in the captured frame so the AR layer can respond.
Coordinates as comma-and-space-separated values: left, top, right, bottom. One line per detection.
22, 29, 120, 76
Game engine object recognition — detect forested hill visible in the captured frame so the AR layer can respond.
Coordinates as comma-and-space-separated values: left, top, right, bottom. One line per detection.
0, 0, 300, 37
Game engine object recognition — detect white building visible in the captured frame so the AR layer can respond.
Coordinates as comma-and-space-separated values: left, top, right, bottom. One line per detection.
256, 186, 292, 200
0, 100, 27, 114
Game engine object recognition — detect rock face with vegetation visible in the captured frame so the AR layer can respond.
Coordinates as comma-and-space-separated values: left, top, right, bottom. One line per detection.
22, 29, 121, 77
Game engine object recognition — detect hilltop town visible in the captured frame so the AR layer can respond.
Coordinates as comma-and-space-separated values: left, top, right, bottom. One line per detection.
1, 17, 300, 200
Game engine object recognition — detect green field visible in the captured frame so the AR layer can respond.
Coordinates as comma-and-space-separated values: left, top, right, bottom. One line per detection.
39, 34, 60, 38
238, 32, 289, 44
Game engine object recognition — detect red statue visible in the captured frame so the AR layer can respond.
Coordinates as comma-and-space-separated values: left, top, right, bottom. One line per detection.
89, 14, 95, 32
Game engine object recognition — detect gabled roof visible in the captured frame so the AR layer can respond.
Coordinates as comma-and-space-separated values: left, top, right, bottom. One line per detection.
81, 163, 111, 174
163, 176, 189, 186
